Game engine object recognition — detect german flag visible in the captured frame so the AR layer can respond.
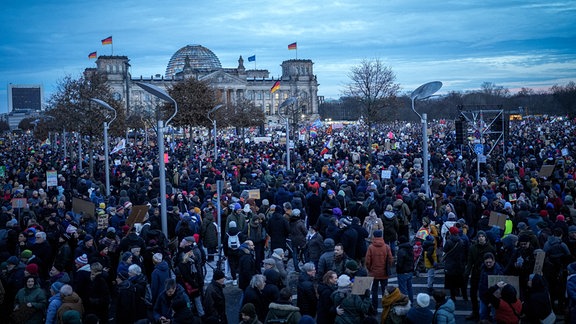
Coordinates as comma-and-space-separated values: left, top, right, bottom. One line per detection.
101, 36, 112, 45
270, 80, 280, 93
88, 52, 97, 59
288, 42, 297, 50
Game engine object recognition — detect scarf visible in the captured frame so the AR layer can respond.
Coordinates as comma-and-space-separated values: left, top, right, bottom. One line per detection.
381, 288, 407, 322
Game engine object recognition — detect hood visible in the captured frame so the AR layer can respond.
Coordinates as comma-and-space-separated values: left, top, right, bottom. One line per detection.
62, 292, 82, 304
384, 211, 395, 219
156, 260, 169, 271
323, 238, 335, 250
269, 302, 300, 312
439, 298, 455, 313
371, 237, 385, 247
393, 200, 404, 208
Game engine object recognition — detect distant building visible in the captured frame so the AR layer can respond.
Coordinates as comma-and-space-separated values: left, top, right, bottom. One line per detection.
87, 45, 320, 124
6, 84, 43, 130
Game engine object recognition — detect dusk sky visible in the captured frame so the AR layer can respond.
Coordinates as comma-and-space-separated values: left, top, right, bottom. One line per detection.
1, 0, 575, 113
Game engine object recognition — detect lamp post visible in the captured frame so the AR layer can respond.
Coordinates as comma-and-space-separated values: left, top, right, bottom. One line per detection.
278, 97, 297, 171
207, 104, 224, 160
90, 98, 117, 197
410, 81, 443, 197
135, 82, 178, 238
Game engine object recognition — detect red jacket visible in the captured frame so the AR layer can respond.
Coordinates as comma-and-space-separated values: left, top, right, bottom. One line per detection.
365, 237, 393, 279
495, 298, 521, 324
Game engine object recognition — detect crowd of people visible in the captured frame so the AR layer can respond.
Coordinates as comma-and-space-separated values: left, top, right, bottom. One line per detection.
0, 115, 576, 324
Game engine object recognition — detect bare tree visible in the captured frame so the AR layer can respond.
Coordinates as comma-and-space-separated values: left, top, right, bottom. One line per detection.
551, 81, 576, 117
343, 58, 400, 146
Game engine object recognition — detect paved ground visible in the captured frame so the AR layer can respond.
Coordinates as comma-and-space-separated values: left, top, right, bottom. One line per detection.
204, 258, 568, 324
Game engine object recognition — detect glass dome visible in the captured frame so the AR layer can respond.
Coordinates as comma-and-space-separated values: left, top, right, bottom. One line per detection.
165, 45, 222, 78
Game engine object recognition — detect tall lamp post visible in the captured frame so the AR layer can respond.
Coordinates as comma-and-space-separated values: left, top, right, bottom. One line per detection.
278, 97, 297, 172
135, 82, 178, 238
410, 81, 443, 197
207, 104, 224, 160
90, 99, 117, 197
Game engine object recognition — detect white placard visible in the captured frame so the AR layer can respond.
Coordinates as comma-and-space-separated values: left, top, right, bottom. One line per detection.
381, 170, 392, 179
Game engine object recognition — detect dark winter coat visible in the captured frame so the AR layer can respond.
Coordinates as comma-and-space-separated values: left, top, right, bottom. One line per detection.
238, 245, 257, 290
443, 235, 466, 276
382, 211, 399, 243
396, 241, 415, 274
243, 285, 268, 322
296, 271, 318, 317
340, 227, 358, 260
200, 213, 219, 249
204, 280, 227, 324
306, 232, 324, 265
331, 289, 372, 324
151, 260, 171, 305
266, 213, 290, 250
316, 282, 337, 324
265, 301, 302, 324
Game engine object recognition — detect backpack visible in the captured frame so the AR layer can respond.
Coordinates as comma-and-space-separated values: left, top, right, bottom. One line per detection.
227, 233, 240, 250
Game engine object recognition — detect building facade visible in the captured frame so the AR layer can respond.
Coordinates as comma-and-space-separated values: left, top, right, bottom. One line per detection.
90, 45, 320, 123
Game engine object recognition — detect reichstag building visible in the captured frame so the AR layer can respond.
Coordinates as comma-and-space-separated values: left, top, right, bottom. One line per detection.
86, 45, 320, 123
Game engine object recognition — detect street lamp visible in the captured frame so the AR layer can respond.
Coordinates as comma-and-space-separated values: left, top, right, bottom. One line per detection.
207, 104, 224, 160
410, 81, 442, 197
278, 97, 297, 171
135, 82, 178, 238
90, 98, 117, 197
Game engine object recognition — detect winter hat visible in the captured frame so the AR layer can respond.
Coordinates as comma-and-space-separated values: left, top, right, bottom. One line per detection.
122, 225, 131, 234
416, 293, 430, 307
569, 225, 576, 233
539, 210, 548, 217
184, 236, 195, 243
557, 215, 565, 222
327, 189, 335, 196
337, 274, 352, 287
51, 281, 65, 294
449, 226, 459, 235
229, 221, 237, 228
233, 203, 242, 210
75, 254, 88, 265
263, 258, 276, 266
447, 212, 456, 220
152, 253, 163, 263
84, 234, 94, 242
517, 222, 527, 230
518, 233, 531, 243
504, 202, 512, 210
121, 252, 132, 262
99, 202, 106, 209
107, 227, 116, 233
345, 260, 359, 271
398, 235, 409, 244
7, 256, 19, 265
476, 230, 487, 238
332, 208, 342, 217
273, 248, 284, 256
25, 263, 39, 275
21, 250, 33, 259
261, 199, 269, 206
502, 234, 518, 249
568, 262, 576, 275
373, 230, 383, 238
299, 315, 316, 324
240, 303, 257, 318
213, 269, 225, 281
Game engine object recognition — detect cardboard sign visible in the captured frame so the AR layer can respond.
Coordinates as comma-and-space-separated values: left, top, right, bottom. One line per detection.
352, 276, 374, 295
46, 170, 58, 187
247, 189, 261, 200
11, 198, 27, 209
489, 211, 507, 229
533, 250, 546, 275
72, 197, 95, 219
381, 170, 392, 179
539, 164, 555, 178
488, 275, 520, 298
97, 213, 109, 230
125, 205, 149, 228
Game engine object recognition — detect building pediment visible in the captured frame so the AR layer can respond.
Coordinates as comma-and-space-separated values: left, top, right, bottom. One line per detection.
200, 70, 246, 85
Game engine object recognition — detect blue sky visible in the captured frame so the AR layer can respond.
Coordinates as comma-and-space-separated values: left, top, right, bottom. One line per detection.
1, 0, 575, 113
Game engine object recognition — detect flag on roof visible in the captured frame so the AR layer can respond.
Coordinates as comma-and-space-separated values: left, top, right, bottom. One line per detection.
248, 55, 255, 62
101, 36, 112, 45
270, 80, 280, 93
288, 42, 297, 50
88, 51, 97, 59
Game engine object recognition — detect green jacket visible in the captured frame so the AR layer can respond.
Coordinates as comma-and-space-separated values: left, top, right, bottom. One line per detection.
14, 284, 47, 324
331, 290, 372, 324
265, 302, 301, 324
